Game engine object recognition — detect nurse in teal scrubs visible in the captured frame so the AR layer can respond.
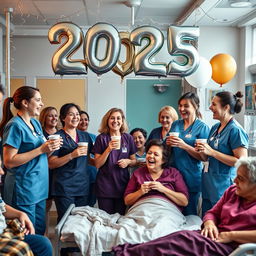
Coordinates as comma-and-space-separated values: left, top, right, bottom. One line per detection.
166, 92, 210, 215
196, 91, 248, 216
0, 86, 61, 235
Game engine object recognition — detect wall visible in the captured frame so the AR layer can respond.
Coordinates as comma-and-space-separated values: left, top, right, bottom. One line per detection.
2, 25, 243, 134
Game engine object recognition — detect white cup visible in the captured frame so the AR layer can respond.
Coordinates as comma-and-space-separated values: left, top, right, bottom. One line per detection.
77, 142, 88, 147
169, 132, 179, 137
48, 134, 60, 140
77, 142, 88, 155
196, 138, 207, 144
111, 136, 121, 150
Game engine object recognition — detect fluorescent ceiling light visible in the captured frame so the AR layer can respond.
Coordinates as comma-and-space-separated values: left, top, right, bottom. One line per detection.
230, 0, 252, 7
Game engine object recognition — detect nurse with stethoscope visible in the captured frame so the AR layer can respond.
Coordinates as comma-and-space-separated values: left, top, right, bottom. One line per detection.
196, 91, 248, 216
166, 92, 209, 215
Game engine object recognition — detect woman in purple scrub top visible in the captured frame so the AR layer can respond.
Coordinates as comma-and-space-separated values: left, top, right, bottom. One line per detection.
93, 108, 137, 215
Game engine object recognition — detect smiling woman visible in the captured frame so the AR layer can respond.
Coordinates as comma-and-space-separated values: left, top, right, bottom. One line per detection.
93, 108, 137, 215
0, 86, 61, 235
48, 103, 93, 222
124, 139, 188, 209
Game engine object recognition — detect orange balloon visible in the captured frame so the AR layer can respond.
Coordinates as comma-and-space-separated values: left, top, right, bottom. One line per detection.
210, 53, 237, 86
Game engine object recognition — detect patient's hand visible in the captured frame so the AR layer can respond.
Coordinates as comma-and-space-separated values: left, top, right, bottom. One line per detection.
201, 220, 219, 240
148, 181, 165, 193
140, 183, 151, 194
215, 232, 232, 243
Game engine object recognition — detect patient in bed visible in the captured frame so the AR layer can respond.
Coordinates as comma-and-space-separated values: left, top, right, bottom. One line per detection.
124, 139, 189, 211
112, 156, 256, 256
60, 140, 202, 256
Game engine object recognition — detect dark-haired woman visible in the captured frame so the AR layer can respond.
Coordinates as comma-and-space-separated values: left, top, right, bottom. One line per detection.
196, 91, 248, 216
0, 86, 61, 235
125, 139, 188, 209
166, 92, 209, 215
48, 103, 93, 221
129, 128, 147, 176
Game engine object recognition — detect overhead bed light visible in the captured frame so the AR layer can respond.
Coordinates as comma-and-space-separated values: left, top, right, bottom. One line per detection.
229, 0, 252, 7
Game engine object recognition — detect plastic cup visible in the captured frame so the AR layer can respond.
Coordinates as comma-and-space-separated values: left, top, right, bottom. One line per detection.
48, 134, 61, 150
111, 136, 121, 150
48, 134, 60, 140
77, 142, 88, 155
196, 138, 207, 144
144, 181, 151, 184
169, 132, 179, 137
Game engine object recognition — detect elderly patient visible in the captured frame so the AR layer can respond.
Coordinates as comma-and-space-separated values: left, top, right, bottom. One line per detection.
124, 139, 188, 209
112, 156, 256, 256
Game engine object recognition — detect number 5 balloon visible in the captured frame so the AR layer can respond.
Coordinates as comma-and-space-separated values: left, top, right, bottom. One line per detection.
167, 26, 199, 77
48, 22, 87, 75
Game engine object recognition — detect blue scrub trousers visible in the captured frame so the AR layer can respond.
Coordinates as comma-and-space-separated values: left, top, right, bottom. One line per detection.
24, 234, 52, 256
14, 199, 46, 235
54, 195, 89, 222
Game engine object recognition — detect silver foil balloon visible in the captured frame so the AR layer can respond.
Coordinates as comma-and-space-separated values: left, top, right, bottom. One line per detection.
130, 26, 167, 77
84, 23, 121, 75
48, 22, 87, 75
167, 26, 199, 77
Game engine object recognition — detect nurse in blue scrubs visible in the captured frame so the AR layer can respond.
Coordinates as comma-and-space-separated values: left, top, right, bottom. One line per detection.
147, 106, 178, 143
166, 92, 210, 215
49, 103, 93, 222
196, 91, 248, 216
0, 86, 61, 235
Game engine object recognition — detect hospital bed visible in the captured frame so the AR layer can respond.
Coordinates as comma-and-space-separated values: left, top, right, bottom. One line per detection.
54, 203, 256, 256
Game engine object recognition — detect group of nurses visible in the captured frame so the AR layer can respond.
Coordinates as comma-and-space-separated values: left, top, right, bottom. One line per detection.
166, 92, 210, 215
0, 86, 61, 235
196, 91, 248, 216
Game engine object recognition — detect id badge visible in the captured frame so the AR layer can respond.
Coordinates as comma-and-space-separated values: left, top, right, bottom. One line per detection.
185, 134, 192, 138
122, 146, 127, 153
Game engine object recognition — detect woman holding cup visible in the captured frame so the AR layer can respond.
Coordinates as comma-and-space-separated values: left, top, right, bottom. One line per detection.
166, 92, 210, 215
147, 106, 178, 143
48, 103, 93, 221
0, 86, 61, 235
196, 91, 248, 216
93, 108, 136, 215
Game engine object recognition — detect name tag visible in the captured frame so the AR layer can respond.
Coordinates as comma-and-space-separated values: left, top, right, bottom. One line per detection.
122, 146, 127, 153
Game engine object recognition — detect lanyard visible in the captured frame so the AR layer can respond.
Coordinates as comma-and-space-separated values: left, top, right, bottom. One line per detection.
210, 118, 233, 148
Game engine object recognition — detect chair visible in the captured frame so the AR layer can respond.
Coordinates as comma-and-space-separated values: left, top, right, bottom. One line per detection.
229, 243, 256, 256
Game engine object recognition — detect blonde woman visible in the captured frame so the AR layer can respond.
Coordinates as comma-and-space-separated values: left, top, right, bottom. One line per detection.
147, 106, 178, 143
93, 108, 136, 214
